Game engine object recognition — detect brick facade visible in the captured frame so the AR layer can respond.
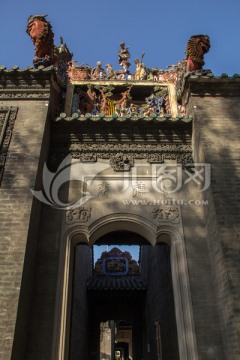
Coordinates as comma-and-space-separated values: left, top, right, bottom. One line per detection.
188, 78, 240, 360
0, 69, 239, 360
0, 69, 61, 360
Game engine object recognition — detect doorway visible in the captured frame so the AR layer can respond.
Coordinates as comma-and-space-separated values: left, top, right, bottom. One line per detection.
68, 231, 179, 360
99, 320, 132, 360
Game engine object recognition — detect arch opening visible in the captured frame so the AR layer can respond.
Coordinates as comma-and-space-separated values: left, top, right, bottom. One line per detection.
69, 229, 180, 360
93, 230, 149, 269
54, 217, 198, 360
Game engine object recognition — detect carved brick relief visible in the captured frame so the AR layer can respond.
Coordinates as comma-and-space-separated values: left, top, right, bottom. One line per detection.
50, 114, 192, 172
0, 107, 18, 184
0, 91, 50, 100
50, 143, 192, 171
0, 70, 52, 100
152, 206, 180, 224
66, 206, 91, 224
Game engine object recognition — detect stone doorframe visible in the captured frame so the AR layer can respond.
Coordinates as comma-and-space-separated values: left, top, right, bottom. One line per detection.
51, 213, 198, 360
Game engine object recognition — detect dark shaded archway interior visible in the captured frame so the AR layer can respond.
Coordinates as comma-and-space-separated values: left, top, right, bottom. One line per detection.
94, 230, 149, 246
69, 231, 179, 360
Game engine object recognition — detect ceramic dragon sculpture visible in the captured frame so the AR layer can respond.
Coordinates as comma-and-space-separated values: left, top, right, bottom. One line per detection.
26, 14, 54, 68
185, 34, 211, 72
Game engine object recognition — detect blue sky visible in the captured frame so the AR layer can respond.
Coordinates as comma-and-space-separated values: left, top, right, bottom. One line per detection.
1, 0, 240, 75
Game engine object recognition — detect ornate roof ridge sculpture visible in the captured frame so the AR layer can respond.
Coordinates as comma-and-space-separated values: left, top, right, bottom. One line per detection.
185, 34, 210, 72
25, 15, 212, 86
94, 247, 140, 276
1, 65, 240, 80
66, 34, 211, 84
26, 14, 72, 85
26, 14, 54, 68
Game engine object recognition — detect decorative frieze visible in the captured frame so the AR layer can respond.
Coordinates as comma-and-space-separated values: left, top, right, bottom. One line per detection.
0, 107, 18, 184
68, 143, 191, 153
0, 66, 56, 100
0, 90, 50, 100
110, 153, 134, 171
0, 82, 51, 90
50, 142, 192, 171
0, 70, 52, 89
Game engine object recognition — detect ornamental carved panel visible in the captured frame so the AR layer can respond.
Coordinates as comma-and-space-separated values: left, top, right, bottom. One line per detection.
50, 109, 192, 172
152, 206, 180, 224
66, 206, 91, 224
0, 107, 18, 184
50, 143, 192, 171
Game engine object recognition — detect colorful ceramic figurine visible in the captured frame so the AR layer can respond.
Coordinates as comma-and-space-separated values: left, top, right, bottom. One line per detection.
185, 35, 210, 72
106, 64, 115, 79
118, 42, 131, 73
134, 53, 147, 80
134, 58, 141, 80
145, 94, 165, 115
92, 61, 106, 79
26, 14, 54, 67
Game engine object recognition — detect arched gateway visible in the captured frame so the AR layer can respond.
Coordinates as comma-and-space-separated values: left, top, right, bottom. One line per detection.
53, 214, 198, 360
3, 15, 235, 360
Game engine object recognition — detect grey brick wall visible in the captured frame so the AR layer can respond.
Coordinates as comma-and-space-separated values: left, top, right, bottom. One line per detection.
1, 74, 239, 360
187, 79, 240, 360
0, 98, 51, 360
180, 186, 225, 360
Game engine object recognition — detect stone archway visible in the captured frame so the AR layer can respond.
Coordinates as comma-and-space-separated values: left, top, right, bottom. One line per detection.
52, 215, 198, 360
156, 228, 198, 360
88, 213, 156, 246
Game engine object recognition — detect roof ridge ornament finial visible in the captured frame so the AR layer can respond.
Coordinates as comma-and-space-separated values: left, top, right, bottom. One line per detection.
26, 14, 72, 85
185, 34, 211, 72
26, 14, 54, 68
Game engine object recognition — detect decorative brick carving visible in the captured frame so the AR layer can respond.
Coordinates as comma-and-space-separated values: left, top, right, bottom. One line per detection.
98, 182, 111, 198
51, 142, 192, 171
80, 153, 97, 162
66, 206, 91, 224
152, 206, 180, 224
0, 107, 18, 184
0, 70, 52, 86
0, 90, 50, 99
110, 153, 134, 171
